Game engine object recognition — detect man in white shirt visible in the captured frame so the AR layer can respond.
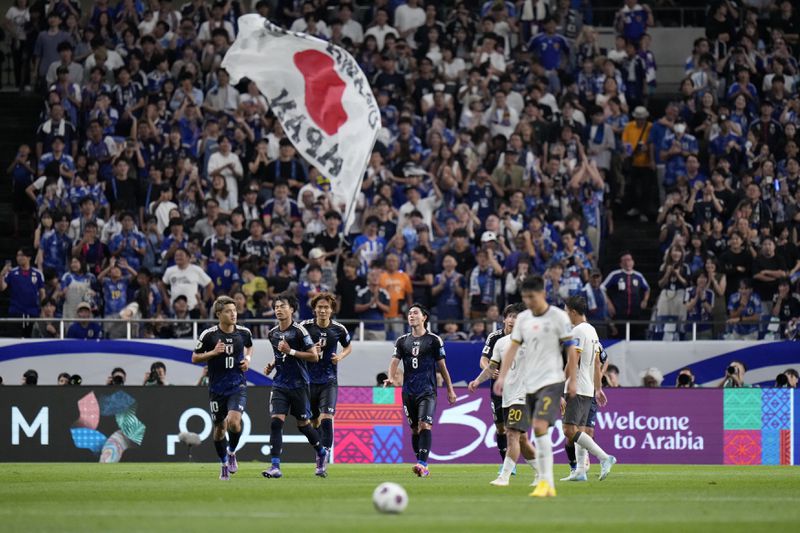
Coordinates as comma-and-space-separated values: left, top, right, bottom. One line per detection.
560, 296, 616, 482
338, 4, 363, 44
197, 1, 235, 43
161, 247, 213, 311
394, 0, 425, 46
483, 90, 519, 139
397, 175, 442, 233
494, 275, 577, 498
364, 8, 398, 51
468, 303, 538, 487
207, 136, 243, 201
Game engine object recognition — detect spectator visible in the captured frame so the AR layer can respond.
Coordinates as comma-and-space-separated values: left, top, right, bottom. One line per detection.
0, 247, 46, 337
60, 257, 96, 320
726, 278, 762, 340
107, 367, 127, 386
57, 372, 71, 385
379, 253, 413, 339
622, 106, 655, 221
22, 369, 38, 385
144, 361, 169, 386
684, 271, 716, 340
676, 368, 697, 388
160, 247, 213, 314
655, 244, 691, 333
641, 367, 663, 388
66, 302, 103, 339
31, 298, 60, 338
718, 361, 750, 388
602, 251, 650, 339
355, 269, 391, 340
752, 237, 788, 302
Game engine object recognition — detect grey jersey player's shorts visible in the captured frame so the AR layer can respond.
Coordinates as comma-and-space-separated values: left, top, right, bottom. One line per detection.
310, 382, 338, 419
270, 386, 311, 420
504, 403, 531, 432
563, 394, 594, 427
526, 382, 564, 426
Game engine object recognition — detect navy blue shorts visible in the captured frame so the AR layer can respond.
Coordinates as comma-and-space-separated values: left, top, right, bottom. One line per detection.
270, 386, 311, 420
310, 382, 338, 419
402, 391, 437, 427
585, 397, 598, 428
209, 388, 247, 424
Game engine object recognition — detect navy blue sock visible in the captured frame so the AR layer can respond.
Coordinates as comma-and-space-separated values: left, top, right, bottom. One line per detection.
214, 439, 228, 463
270, 418, 284, 464
320, 418, 334, 449
412, 433, 420, 455
298, 423, 324, 455
228, 430, 241, 453
497, 432, 508, 460
417, 429, 432, 465
566, 442, 577, 469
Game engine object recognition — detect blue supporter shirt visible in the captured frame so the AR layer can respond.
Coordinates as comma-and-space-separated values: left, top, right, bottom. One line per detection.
434, 272, 465, 321
4, 267, 44, 317
66, 321, 103, 339
727, 292, 762, 336
301, 319, 351, 385
268, 322, 315, 389
206, 260, 240, 296
103, 277, 129, 315
601, 269, 650, 318
109, 231, 146, 271
661, 133, 699, 187
528, 33, 569, 71
621, 4, 648, 41
41, 231, 72, 276
685, 287, 714, 331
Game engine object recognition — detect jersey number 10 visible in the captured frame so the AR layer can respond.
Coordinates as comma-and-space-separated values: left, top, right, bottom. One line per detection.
225, 356, 235, 369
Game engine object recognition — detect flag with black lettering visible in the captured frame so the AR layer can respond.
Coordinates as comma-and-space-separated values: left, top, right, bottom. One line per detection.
222, 15, 380, 230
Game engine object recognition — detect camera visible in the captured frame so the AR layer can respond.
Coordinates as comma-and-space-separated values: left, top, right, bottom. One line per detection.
69, 374, 82, 386
727, 365, 737, 375
111, 374, 125, 386
146, 370, 162, 385
775, 373, 789, 388
677, 373, 693, 387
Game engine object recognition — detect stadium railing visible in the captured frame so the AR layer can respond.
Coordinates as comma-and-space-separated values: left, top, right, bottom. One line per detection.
0, 317, 792, 342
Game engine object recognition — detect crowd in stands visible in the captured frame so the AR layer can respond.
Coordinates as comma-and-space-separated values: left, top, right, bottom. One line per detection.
1, 0, 799, 343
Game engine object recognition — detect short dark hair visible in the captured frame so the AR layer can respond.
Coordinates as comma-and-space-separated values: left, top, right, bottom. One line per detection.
521, 275, 544, 293
565, 296, 587, 316
274, 292, 298, 312
503, 303, 526, 317
408, 302, 431, 326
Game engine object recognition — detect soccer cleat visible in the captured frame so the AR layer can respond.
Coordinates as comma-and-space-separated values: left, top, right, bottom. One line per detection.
490, 477, 509, 487
262, 466, 283, 479
529, 480, 556, 498
219, 464, 230, 481
599, 455, 617, 481
412, 463, 430, 477
227, 451, 238, 474
315, 449, 329, 478
560, 469, 578, 481
570, 472, 588, 482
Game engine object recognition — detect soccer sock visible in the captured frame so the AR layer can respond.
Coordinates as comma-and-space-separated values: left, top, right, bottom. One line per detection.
228, 430, 242, 453
575, 431, 609, 462
499, 456, 516, 480
497, 432, 508, 461
270, 418, 284, 464
535, 434, 554, 486
417, 429, 432, 465
575, 445, 588, 475
526, 458, 539, 480
412, 433, 420, 455
298, 423, 324, 455
320, 418, 334, 449
565, 441, 577, 469
213, 439, 228, 464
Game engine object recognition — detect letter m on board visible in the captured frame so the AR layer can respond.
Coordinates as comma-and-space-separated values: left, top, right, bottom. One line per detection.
12, 406, 49, 445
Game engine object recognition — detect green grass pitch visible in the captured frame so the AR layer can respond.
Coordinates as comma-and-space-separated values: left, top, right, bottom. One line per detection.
1, 463, 798, 532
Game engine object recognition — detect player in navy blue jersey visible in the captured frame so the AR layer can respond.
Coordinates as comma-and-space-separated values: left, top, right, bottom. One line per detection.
301, 292, 352, 474
385, 304, 457, 477
262, 293, 327, 479
192, 296, 253, 481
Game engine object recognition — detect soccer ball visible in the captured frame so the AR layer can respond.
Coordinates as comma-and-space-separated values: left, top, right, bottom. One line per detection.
372, 482, 408, 514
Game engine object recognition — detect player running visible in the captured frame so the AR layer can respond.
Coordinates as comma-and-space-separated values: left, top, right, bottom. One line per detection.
561, 296, 616, 481
479, 307, 514, 469
301, 292, 352, 475
262, 293, 327, 479
494, 275, 578, 498
192, 296, 253, 481
385, 304, 457, 477
468, 303, 538, 487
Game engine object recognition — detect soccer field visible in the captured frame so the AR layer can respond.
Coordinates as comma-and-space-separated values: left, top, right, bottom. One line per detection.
1, 463, 797, 532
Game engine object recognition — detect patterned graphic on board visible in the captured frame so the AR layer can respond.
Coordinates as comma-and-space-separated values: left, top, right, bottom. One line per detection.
723, 430, 761, 465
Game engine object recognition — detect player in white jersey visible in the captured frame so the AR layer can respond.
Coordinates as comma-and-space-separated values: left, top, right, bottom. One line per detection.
494, 275, 578, 498
467, 303, 538, 487
560, 296, 617, 481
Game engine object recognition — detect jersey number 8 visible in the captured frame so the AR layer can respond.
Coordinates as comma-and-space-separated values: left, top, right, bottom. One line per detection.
411, 357, 418, 369
225, 356, 235, 369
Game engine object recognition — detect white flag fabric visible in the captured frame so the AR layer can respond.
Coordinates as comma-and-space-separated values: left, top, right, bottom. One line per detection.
222, 15, 380, 230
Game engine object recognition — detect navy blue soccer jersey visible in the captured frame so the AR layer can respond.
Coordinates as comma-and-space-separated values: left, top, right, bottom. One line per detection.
268, 322, 315, 389
481, 328, 506, 395
393, 332, 446, 396
195, 325, 253, 396
301, 319, 351, 385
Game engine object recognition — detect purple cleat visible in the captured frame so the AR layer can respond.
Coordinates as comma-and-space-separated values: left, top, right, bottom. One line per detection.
219, 463, 230, 481
315, 449, 329, 478
227, 450, 238, 474
412, 463, 430, 477
262, 465, 282, 478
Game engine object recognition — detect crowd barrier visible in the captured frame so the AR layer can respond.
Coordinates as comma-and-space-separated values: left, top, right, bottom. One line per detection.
2, 386, 796, 465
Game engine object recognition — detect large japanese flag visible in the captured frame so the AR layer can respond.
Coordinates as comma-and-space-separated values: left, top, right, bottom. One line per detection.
222, 14, 379, 230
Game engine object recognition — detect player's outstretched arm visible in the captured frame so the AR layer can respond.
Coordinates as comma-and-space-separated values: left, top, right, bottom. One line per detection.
192, 340, 225, 364
437, 359, 457, 405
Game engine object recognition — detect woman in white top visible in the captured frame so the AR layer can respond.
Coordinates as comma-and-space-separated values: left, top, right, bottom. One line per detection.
206, 175, 237, 215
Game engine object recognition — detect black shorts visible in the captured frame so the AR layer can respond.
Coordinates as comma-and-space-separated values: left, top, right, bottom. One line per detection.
504, 403, 531, 432
402, 391, 437, 427
310, 382, 338, 419
526, 382, 564, 426
209, 388, 247, 424
563, 394, 593, 427
586, 397, 598, 428
270, 386, 311, 420
490, 394, 504, 425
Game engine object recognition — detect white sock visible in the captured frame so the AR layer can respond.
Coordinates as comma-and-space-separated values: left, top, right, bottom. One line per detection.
575, 445, 587, 475
535, 434, 553, 486
499, 456, 516, 480
526, 457, 538, 482
576, 432, 609, 462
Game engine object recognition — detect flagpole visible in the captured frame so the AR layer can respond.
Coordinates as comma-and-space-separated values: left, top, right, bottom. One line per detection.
333, 145, 375, 274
